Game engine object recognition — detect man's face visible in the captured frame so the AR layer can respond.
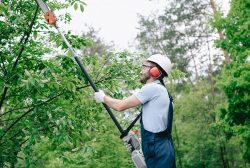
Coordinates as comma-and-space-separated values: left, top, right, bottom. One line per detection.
140, 60, 154, 84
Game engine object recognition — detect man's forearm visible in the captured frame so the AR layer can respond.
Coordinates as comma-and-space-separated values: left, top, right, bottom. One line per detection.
102, 94, 141, 112
104, 96, 124, 111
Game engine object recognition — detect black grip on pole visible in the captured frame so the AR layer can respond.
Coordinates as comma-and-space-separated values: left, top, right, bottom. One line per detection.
74, 56, 125, 134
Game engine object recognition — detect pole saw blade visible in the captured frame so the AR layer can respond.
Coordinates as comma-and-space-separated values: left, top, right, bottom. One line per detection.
36, 0, 56, 25
35, 0, 50, 14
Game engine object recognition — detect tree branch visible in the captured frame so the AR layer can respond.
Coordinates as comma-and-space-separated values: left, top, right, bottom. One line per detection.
0, 55, 7, 76
209, 0, 230, 64
0, 66, 119, 139
1, 78, 109, 118
0, 91, 63, 140
0, 5, 39, 110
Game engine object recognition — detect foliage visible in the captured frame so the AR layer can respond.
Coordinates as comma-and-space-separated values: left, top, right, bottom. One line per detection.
174, 80, 224, 167
0, 0, 249, 167
136, 0, 221, 78
214, 0, 250, 163
136, 0, 250, 167
0, 0, 141, 167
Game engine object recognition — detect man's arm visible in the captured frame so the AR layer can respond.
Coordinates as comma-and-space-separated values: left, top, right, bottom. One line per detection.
104, 95, 141, 112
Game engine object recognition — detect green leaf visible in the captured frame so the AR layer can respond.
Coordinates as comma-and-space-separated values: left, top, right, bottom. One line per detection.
74, 3, 78, 10
24, 69, 31, 76
33, 31, 38, 39
80, 4, 84, 12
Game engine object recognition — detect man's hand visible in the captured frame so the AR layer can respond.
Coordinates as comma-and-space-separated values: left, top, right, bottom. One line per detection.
123, 134, 133, 152
123, 133, 141, 152
94, 90, 105, 103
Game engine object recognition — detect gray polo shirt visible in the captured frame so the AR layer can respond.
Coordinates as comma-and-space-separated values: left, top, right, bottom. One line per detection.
134, 80, 170, 133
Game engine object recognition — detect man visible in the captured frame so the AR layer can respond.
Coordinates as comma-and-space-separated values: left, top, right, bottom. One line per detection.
94, 54, 176, 168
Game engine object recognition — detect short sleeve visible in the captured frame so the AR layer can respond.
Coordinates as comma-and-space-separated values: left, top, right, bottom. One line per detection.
133, 84, 155, 104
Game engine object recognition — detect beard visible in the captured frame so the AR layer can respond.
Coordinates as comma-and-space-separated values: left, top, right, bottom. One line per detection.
140, 73, 150, 84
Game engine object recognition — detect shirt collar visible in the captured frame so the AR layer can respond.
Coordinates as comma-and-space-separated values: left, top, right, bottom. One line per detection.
153, 80, 161, 84
145, 80, 161, 86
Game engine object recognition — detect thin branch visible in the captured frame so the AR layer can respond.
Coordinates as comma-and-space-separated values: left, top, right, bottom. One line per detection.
0, 107, 35, 139
0, 91, 62, 139
0, 5, 39, 110
0, 128, 25, 146
0, 63, 120, 140
20, 138, 29, 147
0, 56, 7, 76
209, 0, 230, 64
94, 57, 111, 80
1, 77, 110, 118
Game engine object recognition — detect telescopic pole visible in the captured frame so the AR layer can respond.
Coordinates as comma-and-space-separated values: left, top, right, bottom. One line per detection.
34, 2, 147, 167
35, 0, 125, 135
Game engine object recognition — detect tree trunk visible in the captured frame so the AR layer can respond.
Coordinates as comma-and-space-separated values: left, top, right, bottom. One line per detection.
209, 0, 231, 64
174, 123, 183, 168
219, 142, 230, 168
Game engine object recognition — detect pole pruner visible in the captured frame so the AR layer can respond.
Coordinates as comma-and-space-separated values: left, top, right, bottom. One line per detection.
34, 1, 146, 167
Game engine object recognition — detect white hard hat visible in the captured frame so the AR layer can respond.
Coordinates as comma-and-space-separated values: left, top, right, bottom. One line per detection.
147, 54, 172, 76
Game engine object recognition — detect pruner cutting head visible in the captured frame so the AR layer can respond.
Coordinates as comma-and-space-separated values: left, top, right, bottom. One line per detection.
44, 10, 57, 25
35, 0, 57, 25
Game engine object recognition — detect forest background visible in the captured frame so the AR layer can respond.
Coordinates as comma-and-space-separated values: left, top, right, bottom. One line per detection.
0, 0, 249, 167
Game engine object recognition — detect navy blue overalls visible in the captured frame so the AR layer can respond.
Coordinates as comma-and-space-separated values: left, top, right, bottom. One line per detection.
140, 95, 176, 168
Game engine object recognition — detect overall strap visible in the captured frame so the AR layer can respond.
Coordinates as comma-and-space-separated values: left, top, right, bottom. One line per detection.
122, 83, 174, 138
165, 92, 174, 134
159, 82, 174, 134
